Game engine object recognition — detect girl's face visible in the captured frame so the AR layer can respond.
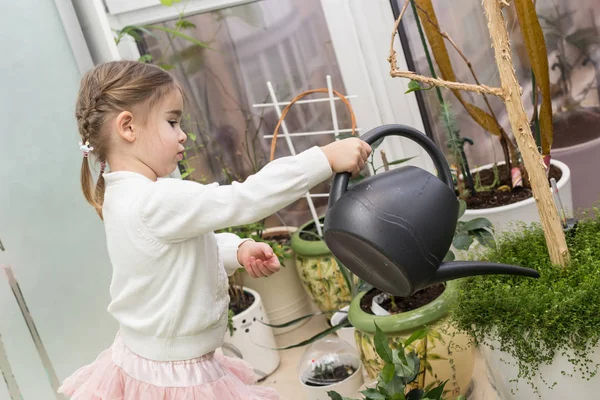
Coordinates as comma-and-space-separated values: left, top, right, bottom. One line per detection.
137, 89, 187, 178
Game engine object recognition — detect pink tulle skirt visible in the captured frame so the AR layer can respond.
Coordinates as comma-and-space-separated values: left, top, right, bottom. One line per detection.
58, 334, 279, 399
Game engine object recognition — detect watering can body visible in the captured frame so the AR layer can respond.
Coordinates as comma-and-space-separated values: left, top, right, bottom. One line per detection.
323, 124, 539, 297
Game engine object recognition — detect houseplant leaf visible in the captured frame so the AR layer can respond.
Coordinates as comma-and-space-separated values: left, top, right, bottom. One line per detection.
413, 0, 503, 137
514, 0, 554, 155
374, 324, 393, 363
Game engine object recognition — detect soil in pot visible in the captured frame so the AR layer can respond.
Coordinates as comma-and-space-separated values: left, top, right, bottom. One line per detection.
228, 290, 255, 316
304, 365, 357, 387
360, 284, 445, 314
298, 218, 325, 241
462, 164, 562, 210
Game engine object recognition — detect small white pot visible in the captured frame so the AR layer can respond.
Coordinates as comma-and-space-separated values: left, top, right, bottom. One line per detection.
241, 227, 313, 335
461, 159, 572, 235
330, 306, 357, 351
481, 339, 600, 399
300, 354, 364, 400
222, 287, 280, 380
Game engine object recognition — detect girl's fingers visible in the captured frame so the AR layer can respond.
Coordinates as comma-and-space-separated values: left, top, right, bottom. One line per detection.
256, 260, 272, 277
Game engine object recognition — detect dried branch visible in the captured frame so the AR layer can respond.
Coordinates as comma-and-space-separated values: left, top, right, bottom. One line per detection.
388, 0, 505, 99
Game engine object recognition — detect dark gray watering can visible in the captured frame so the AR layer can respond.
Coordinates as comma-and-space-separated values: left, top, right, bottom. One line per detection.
323, 124, 539, 297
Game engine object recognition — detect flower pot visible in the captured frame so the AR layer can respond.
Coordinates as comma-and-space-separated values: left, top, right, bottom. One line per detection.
460, 159, 572, 235
290, 218, 351, 314
348, 281, 474, 397
480, 339, 600, 399
241, 227, 313, 335
552, 134, 600, 212
222, 287, 280, 380
298, 337, 364, 400
330, 306, 357, 351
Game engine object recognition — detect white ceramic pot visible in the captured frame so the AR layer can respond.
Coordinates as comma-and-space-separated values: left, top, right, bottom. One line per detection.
481, 339, 600, 399
299, 354, 364, 400
552, 135, 600, 211
330, 306, 357, 351
222, 287, 280, 380
461, 159, 572, 235
241, 227, 313, 335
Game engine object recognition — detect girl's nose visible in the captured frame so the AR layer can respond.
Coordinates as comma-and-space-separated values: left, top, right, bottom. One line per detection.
179, 130, 187, 143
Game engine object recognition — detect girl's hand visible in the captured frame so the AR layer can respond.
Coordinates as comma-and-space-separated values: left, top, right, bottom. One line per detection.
237, 241, 281, 278
321, 138, 372, 177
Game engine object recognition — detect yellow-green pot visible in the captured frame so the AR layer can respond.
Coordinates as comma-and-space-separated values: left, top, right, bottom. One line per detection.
290, 218, 351, 314
348, 281, 474, 397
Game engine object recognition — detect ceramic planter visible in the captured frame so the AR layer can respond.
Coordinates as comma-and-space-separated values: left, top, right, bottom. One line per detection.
222, 287, 279, 380
481, 339, 600, 399
299, 354, 364, 400
552, 121, 600, 211
290, 219, 351, 314
461, 160, 572, 235
241, 227, 313, 335
348, 281, 474, 398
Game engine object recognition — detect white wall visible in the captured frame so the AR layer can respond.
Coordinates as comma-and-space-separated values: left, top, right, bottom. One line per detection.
0, 0, 116, 398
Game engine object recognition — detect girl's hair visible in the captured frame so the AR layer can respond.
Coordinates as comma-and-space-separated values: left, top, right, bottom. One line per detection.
75, 60, 180, 219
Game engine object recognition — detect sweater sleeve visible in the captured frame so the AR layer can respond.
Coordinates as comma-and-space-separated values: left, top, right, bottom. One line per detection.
215, 232, 250, 276
138, 146, 332, 243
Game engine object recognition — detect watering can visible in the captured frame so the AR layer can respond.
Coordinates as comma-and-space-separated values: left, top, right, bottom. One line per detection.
323, 124, 539, 297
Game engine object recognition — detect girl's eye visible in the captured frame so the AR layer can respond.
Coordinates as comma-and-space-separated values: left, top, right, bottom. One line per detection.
168, 120, 178, 127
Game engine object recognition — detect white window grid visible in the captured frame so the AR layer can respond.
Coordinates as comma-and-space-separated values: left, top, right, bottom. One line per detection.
253, 75, 360, 237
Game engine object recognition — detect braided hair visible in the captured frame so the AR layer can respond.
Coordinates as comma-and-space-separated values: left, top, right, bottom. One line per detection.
75, 61, 180, 219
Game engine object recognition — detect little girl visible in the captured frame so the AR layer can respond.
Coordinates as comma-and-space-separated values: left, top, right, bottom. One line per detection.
59, 60, 371, 399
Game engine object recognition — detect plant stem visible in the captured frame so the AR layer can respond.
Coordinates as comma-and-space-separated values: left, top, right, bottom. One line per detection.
409, 0, 476, 194
482, 0, 569, 268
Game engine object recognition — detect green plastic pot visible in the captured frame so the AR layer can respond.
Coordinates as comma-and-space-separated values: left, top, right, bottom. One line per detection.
348, 281, 474, 396
290, 218, 351, 313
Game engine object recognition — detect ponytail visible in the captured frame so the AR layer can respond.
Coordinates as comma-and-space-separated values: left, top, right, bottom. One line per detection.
80, 157, 105, 219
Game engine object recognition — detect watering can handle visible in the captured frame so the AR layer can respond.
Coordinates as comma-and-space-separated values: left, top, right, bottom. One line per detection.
329, 124, 454, 208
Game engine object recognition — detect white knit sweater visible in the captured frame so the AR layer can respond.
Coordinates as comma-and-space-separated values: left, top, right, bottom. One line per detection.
101, 146, 332, 361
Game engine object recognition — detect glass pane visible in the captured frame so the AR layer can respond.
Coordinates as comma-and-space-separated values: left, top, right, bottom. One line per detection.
138, 0, 351, 226
396, 0, 600, 209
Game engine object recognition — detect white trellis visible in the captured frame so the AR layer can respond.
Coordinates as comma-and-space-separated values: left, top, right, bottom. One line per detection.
253, 75, 360, 237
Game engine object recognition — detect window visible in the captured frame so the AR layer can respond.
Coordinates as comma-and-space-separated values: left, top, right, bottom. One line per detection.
137, 0, 353, 225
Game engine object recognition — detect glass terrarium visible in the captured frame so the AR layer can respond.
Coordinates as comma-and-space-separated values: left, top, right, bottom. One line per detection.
298, 337, 362, 387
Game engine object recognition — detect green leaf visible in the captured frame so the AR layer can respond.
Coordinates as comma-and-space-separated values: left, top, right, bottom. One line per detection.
327, 392, 343, 400
145, 25, 212, 49
138, 54, 153, 63
374, 324, 393, 363
423, 380, 447, 400
392, 348, 407, 365
396, 352, 420, 384
258, 312, 327, 328
425, 353, 447, 361
159, 63, 176, 70
270, 321, 350, 350
381, 375, 406, 396
390, 394, 406, 400
443, 250, 455, 262
404, 328, 427, 347
188, 132, 197, 141
463, 217, 492, 231
473, 229, 496, 248
176, 19, 197, 30
405, 80, 422, 94
160, 0, 181, 5
387, 156, 416, 167
381, 363, 395, 384
406, 388, 424, 400
360, 389, 386, 399
180, 167, 195, 179
452, 233, 473, 250
458, 199, 467, 218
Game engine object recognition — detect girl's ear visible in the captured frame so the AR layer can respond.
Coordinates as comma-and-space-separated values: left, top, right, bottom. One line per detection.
115, 111, 136, 143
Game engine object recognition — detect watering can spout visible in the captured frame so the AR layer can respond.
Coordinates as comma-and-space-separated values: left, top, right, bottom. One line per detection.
430, 261, 540, 284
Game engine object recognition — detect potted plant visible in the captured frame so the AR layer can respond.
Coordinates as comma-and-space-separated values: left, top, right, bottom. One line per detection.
328, 324, 466, 400
291, 216, 353, 315
395, 0, 573, 236
298, 337, 364, 400
451, 211, 600, 398
271, 199, 495, 398
223, 284, 280, 380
